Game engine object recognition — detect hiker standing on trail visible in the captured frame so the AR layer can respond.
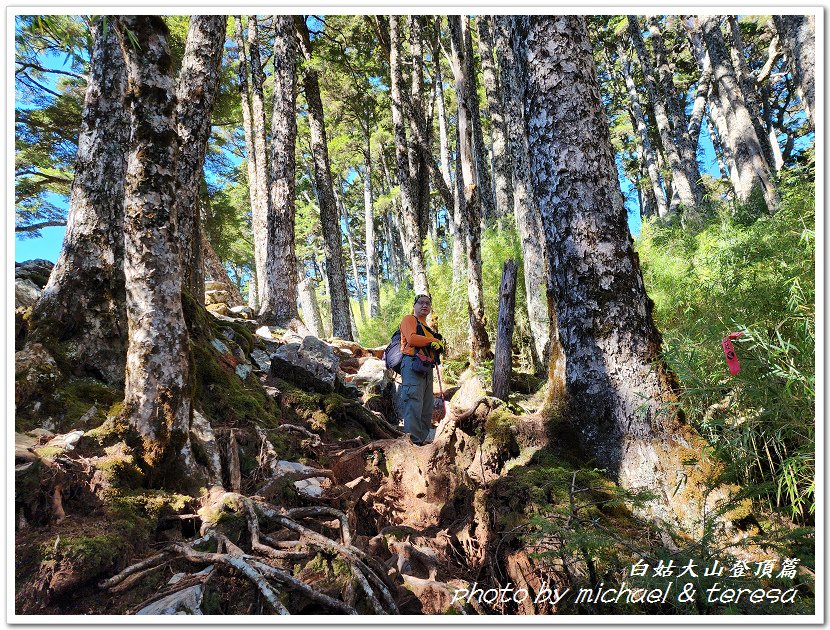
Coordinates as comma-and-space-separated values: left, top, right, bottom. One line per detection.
399, 295, 445, 445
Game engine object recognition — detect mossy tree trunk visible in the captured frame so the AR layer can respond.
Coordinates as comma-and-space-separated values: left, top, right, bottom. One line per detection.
115, 16, 193, 485
30, 16, 129, 385
524, 15, 727, 532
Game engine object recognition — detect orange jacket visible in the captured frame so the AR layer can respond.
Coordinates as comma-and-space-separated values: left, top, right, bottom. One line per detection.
400, 314, 439, 358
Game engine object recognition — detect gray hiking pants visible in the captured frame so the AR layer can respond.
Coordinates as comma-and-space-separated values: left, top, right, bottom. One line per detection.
400, 354, 433, 443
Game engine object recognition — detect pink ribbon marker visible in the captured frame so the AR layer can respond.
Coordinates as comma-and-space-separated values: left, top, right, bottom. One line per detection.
722, 332, 744, 375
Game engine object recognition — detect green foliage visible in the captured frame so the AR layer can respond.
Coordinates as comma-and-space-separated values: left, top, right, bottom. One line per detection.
355, 281, 413, 348
637, 171, 815, 522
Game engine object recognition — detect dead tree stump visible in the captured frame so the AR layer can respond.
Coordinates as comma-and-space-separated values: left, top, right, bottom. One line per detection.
492, 259, 518, 401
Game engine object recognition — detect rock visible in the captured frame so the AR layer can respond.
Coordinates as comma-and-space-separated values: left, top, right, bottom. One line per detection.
204, 289, 232, 306
250, 348, 272, 372
45, 430, 84, 451
206, 303, 231, 317
28, 428, 55, 441
203, 280, 225, 292
15, 259, 54, 287
351, 357, 389, 389
275, 460, 330, 498
190, 410, 222, 486
235, 363, 252, 381
15, 342, 60, 405
210, 338, 231, 355
280, 329, 303, 345
15, 278, 41, 309
15, 433, 38, 463
229, 305, 254, 319
270, 336, 348, 394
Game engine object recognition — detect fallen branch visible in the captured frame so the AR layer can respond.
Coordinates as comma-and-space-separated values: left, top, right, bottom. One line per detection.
98, 552, 170, 590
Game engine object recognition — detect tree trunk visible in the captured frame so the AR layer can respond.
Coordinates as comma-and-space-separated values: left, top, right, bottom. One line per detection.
627, 16, 700, 217
449, 15, 490, 363
524, 15, 727, 532
451, 125, 466, 285
492, 260, 518, 402
466, 18, 495, 227
30, 16, 129, 386
726, 16, 776, 170
363, 132, 380, 317
646, 16, 704, 221
478, 15, 513, 224
701, 16, 779, 212
617, 40, 669, 220
247, 269, 258, 312
434, 56, 452, 189
773, 15, 815, 131
496, 16, 550, 371
201, 228, 244, 306
295, 17, 353, 340
174, 15, 226, 302
335, 187, 366, 322
233, 17, 260, 257
407, 16, 431, 244
388, 16, 429, 295
115, 16, 192, 485
297, 261, 324, 338
247, 16, 273, 310
261, 15, 301, 327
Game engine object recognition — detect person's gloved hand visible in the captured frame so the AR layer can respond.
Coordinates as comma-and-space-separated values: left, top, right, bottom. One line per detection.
430, 339, 445, 353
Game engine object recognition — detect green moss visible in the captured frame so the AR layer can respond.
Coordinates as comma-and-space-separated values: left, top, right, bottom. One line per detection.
191, 341, 280, 429
16, 377, 121, 434
41, 531, 135, 583
484, 408, 517, 449
32, 445, 64, 459
220, 321, 255, 354
97, 444, 145, 489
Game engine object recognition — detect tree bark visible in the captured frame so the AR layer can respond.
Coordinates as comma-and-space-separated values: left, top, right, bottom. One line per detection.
617, 40, 669, 220
627, 16, 701, 217
465, 19, 494, 226
407, 16, 431, 244
478, 15, 513, 224
496, 16, 550, 371
449, 15, 490, 363
701, 16, 778, 212
646, 15, 704, 220
115, 16, 193, 484
261, 15, 301, 327
295, 17, 353, 340
363, 133, 380, 317
773, 14, 815, 131
335, 186, 366, 323
726, 16, 777, 170
174, 15, 227, 302
31, 16, 129, 385
233, 17, 260, 257
388, 16, 429, 295
297, 261, 324, 338
525, 15, 723, 531
492, 260, 518, 402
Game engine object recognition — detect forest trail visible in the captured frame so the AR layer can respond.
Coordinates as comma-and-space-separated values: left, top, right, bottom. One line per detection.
15, 279, 587, 615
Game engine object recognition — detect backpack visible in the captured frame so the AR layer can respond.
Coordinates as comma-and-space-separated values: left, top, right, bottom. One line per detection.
383, 320, 430, 374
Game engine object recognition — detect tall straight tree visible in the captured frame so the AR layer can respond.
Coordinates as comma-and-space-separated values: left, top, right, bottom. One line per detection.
362, 131, 380, 317
449, 15, 490, 362
233, 16, 260, 312
617, 40, 668, 219
646, 15, 704, 218
295, 17, 352, 340
701, 16, 778, 212
30, 16, 129, 385
477, 15, 513, 223
260, 15, 302, 328
407, 16, 431, 243
524, 14, 729, 531
773, 14, 815, 131
387, 15, 429, 295
173, 15, 227, 302
495, 15, 550, 372
465, 18, 495, 226
627, 16, 702, 217
115, 16, 192, 484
